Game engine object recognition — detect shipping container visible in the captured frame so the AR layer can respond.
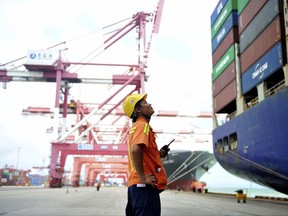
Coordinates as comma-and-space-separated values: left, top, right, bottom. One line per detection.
211, 11, 238, 53
238, 0, 267, 34
212, 45, 235, 81
2, 169, 10, 178
211, 0, 228, 26
211, 0, 238, 39
214, 79, 237, 113
240, 16, 283, 73
237, 0, 249, 15
212, 27, 238, 66
0, 168, 30, 186
29, 174, 44, 186
241, 42, 284, 94
213, 61, 236, 96
239, 0, 281, 53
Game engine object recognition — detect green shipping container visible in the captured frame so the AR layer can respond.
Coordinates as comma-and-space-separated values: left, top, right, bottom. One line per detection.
212, 44, 235, 81
211, 0, 238, 39
237, 0, 249, 15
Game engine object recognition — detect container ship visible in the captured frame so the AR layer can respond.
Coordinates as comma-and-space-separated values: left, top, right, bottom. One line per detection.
210, 0, 288, 195
162, 150, 217, 191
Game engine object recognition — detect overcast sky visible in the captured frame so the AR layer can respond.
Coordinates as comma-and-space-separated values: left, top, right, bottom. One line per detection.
0, 0, 270, 189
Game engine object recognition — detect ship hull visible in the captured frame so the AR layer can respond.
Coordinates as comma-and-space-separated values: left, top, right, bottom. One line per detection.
162, 150, 217, 191
213, 86, 288, 195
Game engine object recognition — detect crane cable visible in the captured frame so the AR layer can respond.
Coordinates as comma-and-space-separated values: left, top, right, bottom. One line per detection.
0, 16, 132, 71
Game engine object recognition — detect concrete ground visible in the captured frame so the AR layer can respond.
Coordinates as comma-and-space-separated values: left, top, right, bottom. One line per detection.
0, 186, 288, 216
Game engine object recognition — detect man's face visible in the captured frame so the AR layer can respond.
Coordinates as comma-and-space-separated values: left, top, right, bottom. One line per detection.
139, 99, 154, 116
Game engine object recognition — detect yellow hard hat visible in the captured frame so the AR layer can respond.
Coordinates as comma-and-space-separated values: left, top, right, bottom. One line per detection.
122, 93, 147, 118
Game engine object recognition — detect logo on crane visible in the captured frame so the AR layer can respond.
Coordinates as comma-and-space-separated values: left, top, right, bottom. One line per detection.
78, 144, 93, 150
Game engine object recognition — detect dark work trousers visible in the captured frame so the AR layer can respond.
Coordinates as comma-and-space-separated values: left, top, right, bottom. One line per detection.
126, 184, 161, 216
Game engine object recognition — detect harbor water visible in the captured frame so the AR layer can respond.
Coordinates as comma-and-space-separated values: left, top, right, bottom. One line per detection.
206, 187, 288, 198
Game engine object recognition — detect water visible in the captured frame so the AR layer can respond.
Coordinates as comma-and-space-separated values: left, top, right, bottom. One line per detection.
206, 187, 288, 198
199, 163, 288, 199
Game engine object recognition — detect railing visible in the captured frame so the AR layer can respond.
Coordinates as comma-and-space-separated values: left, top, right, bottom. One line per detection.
244, 97, 259, 110
227, 111, 236, 120
222, 79, 286, 122
264, 79, 285, 97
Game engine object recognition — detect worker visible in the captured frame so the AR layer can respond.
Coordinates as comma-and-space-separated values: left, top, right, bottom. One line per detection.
96, 182, 101, 191
122, 93, 170, 216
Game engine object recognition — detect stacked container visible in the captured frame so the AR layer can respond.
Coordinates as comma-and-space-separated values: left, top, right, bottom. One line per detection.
1, 168, 12, 185
0, 168, 31, 186
211, 0, 286, 113
211, 0, 238, 113
239, 0, 285, 94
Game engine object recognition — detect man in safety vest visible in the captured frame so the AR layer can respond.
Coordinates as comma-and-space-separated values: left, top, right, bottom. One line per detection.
122, 93, 170, 216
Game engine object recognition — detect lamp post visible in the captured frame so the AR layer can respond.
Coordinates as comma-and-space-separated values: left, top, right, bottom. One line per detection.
16, 147, 21, 170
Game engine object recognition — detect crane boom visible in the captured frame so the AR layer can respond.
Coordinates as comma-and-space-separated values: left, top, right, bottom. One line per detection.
153, 0, 165, 34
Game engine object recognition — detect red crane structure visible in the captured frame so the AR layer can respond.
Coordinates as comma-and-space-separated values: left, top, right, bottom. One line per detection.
72, 156, 128, 187
84, 163, 128, 187
0, 0, 165, 187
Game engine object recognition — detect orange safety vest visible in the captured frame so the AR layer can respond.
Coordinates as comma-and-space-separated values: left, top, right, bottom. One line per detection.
127, 117, 167, 190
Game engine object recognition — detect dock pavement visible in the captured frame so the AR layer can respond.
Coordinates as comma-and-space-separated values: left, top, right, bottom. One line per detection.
0, 186, 287, 215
